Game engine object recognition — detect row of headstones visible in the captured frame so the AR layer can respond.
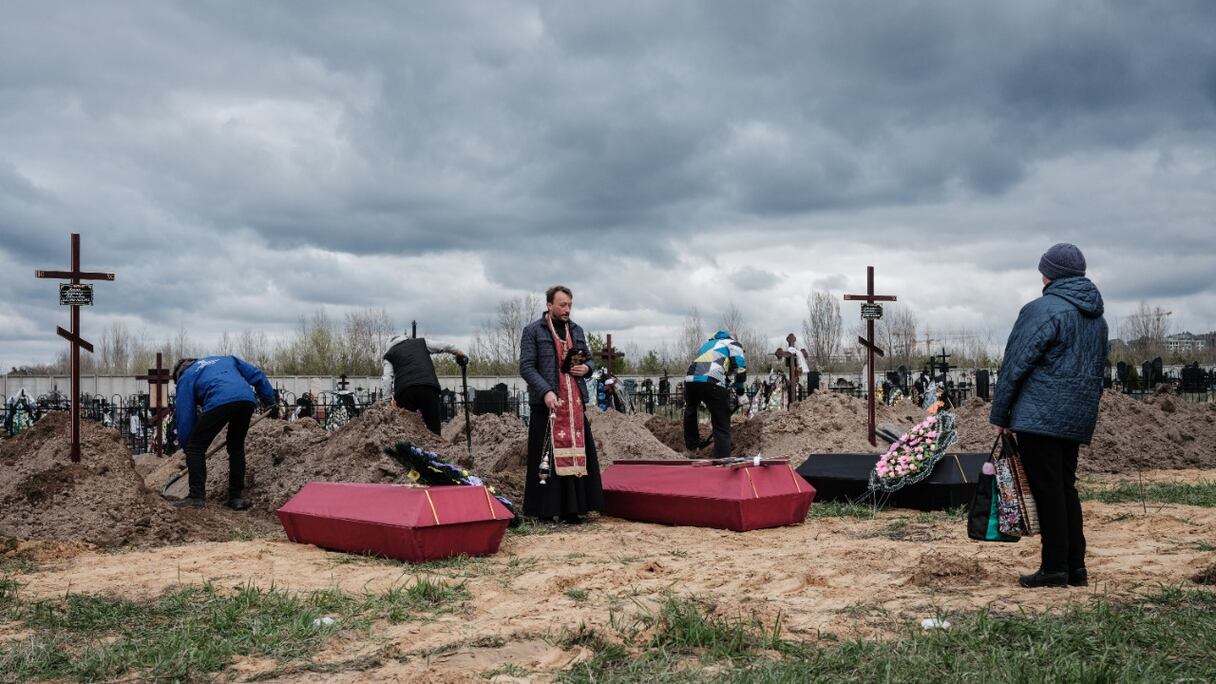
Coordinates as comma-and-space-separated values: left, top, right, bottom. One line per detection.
1115, 359, 1214, 392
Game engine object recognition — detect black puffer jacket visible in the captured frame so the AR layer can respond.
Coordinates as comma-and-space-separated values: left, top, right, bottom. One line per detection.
990, 276, 1109, 444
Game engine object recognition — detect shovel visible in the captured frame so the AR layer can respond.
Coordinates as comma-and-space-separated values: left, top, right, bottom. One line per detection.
161, 408, 273, 499
459, 357, 473, 456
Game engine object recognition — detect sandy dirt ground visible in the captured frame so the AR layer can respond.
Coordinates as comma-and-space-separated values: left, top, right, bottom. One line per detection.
12, 468, 1216, 683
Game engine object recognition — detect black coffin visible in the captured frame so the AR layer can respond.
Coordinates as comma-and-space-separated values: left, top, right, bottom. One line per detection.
795, 452, 988, 511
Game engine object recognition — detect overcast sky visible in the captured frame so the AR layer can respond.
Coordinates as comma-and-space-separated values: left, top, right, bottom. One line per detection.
2, 1, 1215, 371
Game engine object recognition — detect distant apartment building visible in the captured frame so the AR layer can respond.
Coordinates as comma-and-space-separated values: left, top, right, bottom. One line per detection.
1166, 332, 1207, 355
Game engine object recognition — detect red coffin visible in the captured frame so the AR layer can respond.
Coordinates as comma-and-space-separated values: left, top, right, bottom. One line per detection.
602, 460, 815, 532
277, 482, 513, 563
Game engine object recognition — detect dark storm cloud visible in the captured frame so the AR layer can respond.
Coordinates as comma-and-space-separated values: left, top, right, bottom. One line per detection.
2, 1, 1215, 367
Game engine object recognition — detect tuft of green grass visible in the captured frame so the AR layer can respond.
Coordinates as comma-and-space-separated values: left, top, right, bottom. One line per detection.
556, 622, 604, 650
483, 662, 530, 679
0, 577, 19, 612
1081, 481, 1216, 507
0, 576, 470, 682
807, 501, 876, 519
646, 596, 785, 661
565, 588, 590, 603
507, 518, 562, 536
227, 528, 258, 542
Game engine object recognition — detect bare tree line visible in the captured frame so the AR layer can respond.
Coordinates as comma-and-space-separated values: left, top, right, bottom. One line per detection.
23, 293, 1199, 380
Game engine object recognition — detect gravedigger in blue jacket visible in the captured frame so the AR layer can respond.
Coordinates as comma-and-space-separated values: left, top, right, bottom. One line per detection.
172, 355, 276, 510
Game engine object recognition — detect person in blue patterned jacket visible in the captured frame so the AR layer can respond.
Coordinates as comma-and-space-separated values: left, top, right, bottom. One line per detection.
991, 243, 1108, 589
171, 355, 276, 510
683, 330, 747, 458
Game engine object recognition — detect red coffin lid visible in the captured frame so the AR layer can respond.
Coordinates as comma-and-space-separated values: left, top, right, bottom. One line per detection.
602, 461, 808, 501
277, 482, 513, 528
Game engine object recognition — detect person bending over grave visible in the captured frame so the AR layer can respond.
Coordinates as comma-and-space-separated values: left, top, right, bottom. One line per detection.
519, 285, 603, 523
990, 243, 1108, 589
683, 330, 748, 458
382, 331, 467, 435
172, 356, 277, 510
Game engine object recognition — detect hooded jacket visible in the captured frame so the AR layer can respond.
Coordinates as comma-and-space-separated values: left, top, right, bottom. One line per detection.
685, 331, 748, 393
990, 277, 1109, 444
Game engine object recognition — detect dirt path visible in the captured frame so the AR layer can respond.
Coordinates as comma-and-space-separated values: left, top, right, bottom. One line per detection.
16, 471, 1216, 682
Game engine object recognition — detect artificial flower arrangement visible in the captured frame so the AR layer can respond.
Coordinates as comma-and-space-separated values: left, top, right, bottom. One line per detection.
384, 441, 520, 526
869, 411, 958, 493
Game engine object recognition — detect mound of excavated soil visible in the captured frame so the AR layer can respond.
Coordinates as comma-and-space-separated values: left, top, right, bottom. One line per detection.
908, 550, 990, 588
586, 409, 681, 464
646, 391, 1216, 476
1079, 393, 1216, 473
188, 401, 454, 514
0, 413, 263, 547
443, 411, 529, 503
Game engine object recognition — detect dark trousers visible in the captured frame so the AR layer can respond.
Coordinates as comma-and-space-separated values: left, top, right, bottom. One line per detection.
185, 400, 256, 500
1018, 432, 1086, 574
396, 385, 442, 435
683, 381, 733, 458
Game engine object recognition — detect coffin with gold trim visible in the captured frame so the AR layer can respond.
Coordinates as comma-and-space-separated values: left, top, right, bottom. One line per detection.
277, 482, 512, 562
601, 460, 815, 532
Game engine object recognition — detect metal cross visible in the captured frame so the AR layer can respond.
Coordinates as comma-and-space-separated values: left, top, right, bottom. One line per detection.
598, 334, 624, 376
933, 348, 954, 382
135, 352, 171, 457
843, 266, 897, 447
34, 233, 115, 462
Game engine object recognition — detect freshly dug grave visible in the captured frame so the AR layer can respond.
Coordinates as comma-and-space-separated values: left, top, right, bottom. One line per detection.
443, 410, 529, 503
0, 413, 264, 547
188, 401, 453, 515
586, 409, 682, 464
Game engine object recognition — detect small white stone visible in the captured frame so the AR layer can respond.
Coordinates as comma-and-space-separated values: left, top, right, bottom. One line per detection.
920, 617, 950, 630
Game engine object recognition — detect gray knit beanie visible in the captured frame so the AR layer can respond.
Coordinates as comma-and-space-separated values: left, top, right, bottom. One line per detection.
1038, 243, 1086, 280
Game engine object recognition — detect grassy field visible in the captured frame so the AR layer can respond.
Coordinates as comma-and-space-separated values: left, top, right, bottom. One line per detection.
1080, 480, 1216, 507
561, 588, 1216, 683
0, 577, 467, 682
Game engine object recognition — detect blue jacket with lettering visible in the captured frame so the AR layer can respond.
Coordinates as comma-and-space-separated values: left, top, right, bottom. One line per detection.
175, 355, 275, 446
990, 277, 1109, 444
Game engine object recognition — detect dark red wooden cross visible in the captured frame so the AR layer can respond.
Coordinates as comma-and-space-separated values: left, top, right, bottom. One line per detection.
34, 233, 115, 462
598, 334, 624, 376
135, 352, 171, 457
843, 266, 897, 447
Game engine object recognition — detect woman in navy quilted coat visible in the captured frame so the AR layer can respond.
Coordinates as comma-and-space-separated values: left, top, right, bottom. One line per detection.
990, 243, 1108, 588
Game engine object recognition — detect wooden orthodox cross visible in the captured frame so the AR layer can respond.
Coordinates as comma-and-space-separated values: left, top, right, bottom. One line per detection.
34, 233, 115, 462
843, 266, 897, 447
598, 334, 624, 375
135, 352, 171, 456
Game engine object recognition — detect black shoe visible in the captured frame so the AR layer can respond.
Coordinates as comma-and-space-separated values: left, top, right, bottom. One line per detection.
561, 514, 584, 525
172, 496, 205, 509
225, 497, 252, 511
1018, 570, 1069, 588
1069, 568, 1088, 587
